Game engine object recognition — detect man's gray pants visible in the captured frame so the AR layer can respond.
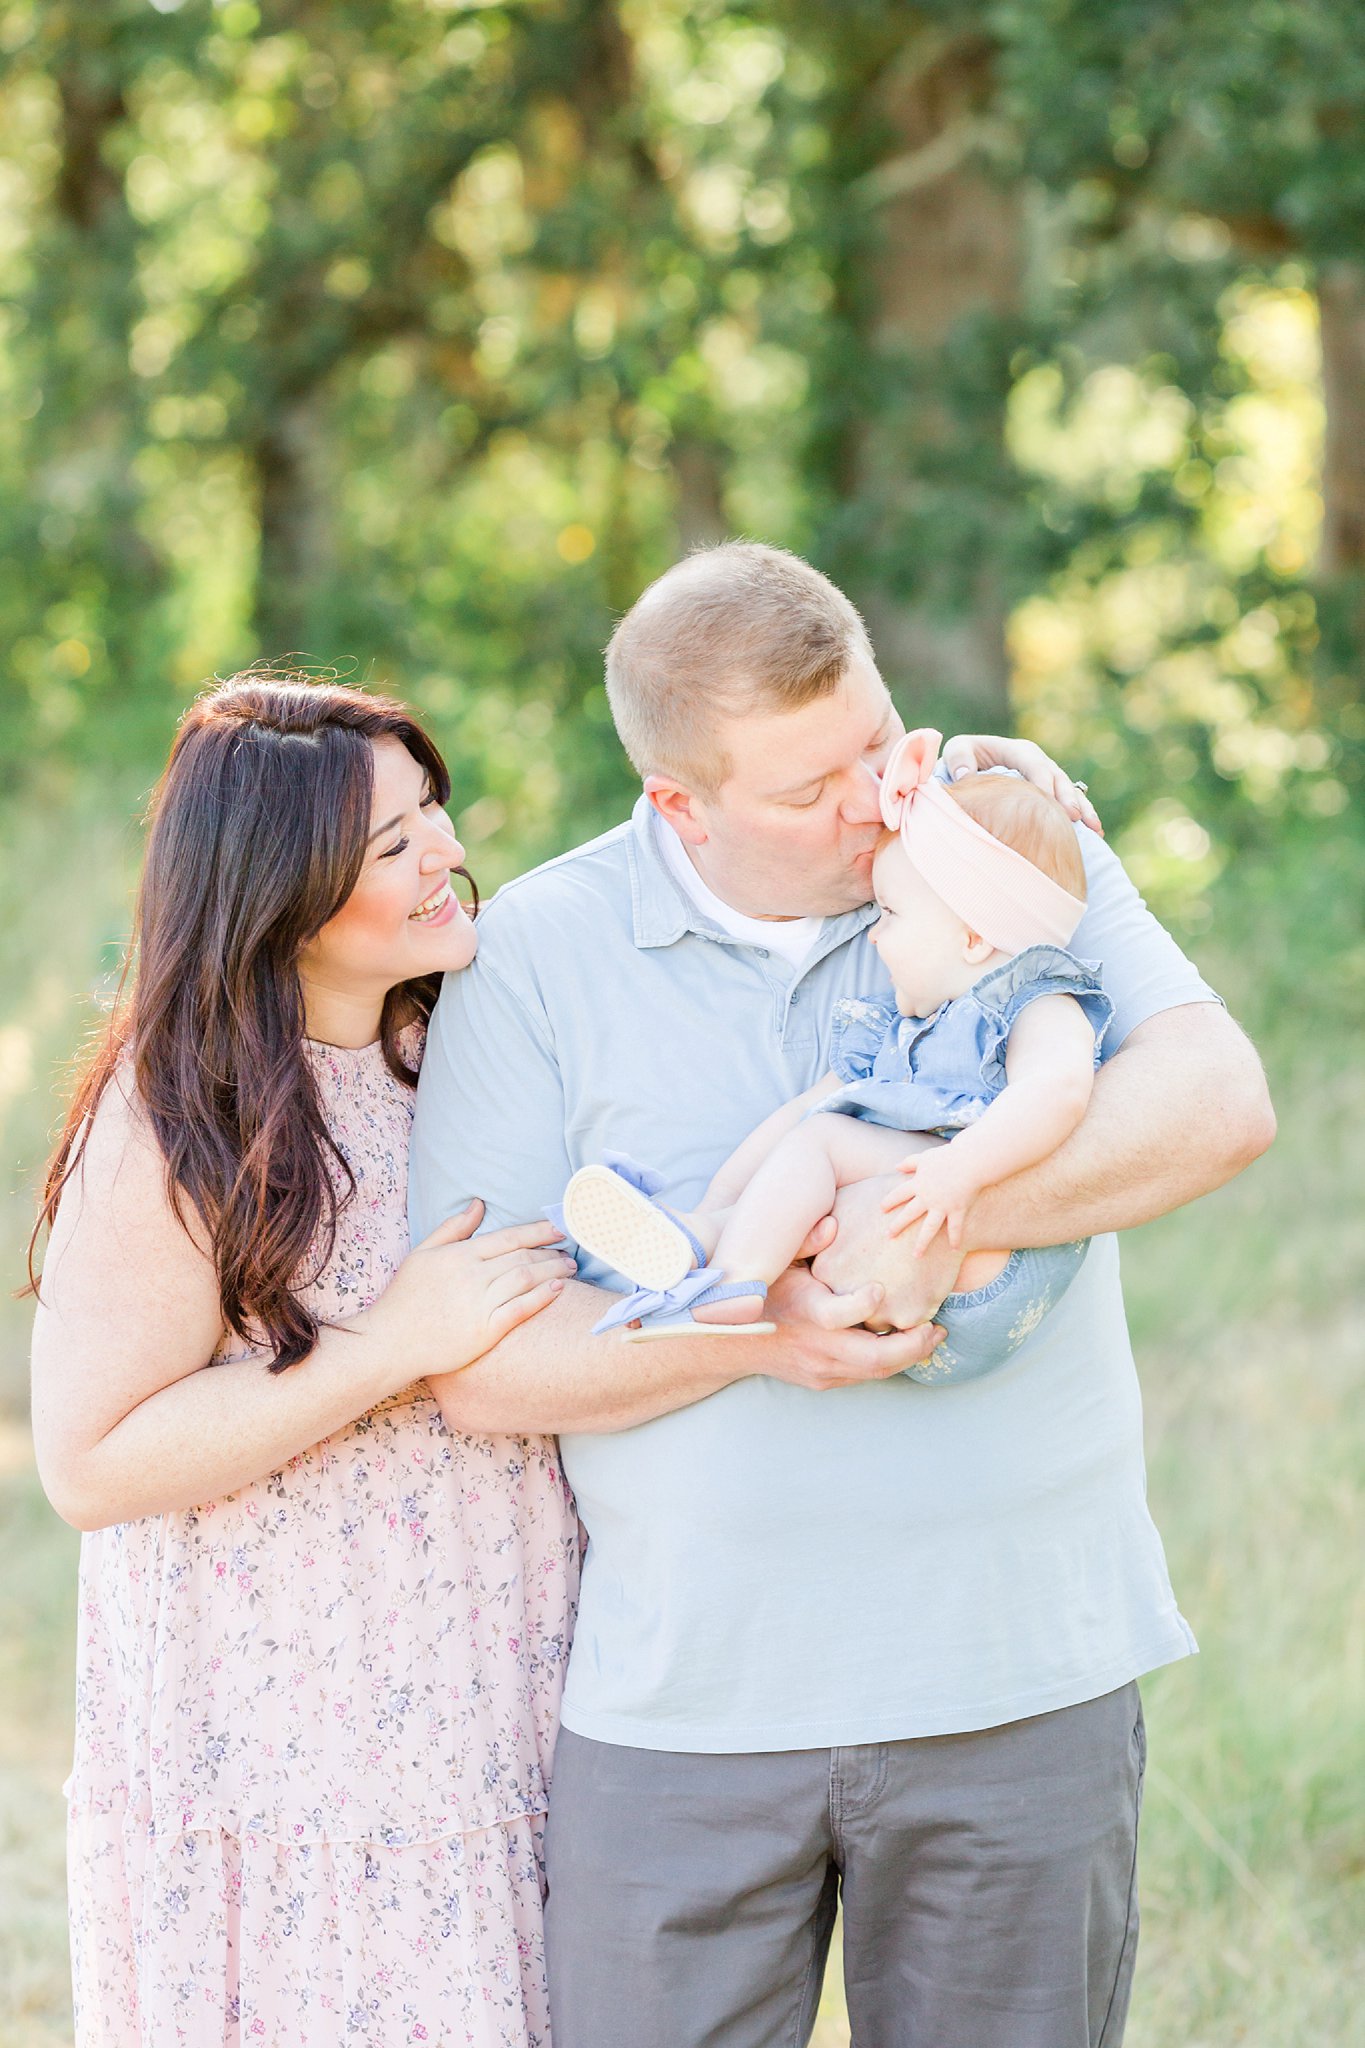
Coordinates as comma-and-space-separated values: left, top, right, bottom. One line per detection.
544, 1683, 1145, 2048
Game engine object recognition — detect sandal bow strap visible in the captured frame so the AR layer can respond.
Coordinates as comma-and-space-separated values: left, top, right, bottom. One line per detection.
599, 1150, 668, 1199
592, 1263, 727, 1335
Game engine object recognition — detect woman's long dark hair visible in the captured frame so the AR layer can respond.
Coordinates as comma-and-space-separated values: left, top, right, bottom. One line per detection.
30, 673, 477, 1371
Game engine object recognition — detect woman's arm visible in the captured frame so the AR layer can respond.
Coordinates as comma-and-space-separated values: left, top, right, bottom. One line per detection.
30, 1084, 572, 1530
881, 995, 1097, 1250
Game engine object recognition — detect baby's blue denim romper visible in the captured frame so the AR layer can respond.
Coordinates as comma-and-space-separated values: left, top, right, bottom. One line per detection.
816, 942, 1114, 1383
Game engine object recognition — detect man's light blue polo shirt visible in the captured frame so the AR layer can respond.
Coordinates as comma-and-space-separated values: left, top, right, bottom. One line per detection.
410, 797, 1205, 1752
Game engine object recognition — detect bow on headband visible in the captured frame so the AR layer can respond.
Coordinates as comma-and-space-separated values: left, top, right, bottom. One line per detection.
878, 728, 1088, 956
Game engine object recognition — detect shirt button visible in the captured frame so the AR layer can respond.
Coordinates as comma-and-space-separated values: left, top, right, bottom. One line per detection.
790, 992, 801, 1004
756, 948, 769, 958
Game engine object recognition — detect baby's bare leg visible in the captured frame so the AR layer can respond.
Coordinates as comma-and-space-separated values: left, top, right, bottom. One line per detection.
695, 1115, 917, 1325
817, 1127, 1008, 1315
697, 1120, 1013, 1327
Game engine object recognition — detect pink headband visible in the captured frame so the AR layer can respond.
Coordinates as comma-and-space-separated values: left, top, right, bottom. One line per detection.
878, 729, 1087, 954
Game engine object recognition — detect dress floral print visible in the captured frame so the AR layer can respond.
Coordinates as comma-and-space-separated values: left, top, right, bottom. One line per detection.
65, 1035, 580, 2047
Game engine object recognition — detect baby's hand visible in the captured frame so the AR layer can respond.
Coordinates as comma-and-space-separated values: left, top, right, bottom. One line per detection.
882, 1147, 982, 1257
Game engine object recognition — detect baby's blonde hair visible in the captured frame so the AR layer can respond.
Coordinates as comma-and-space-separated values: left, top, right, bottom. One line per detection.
877, 773, 1086, 900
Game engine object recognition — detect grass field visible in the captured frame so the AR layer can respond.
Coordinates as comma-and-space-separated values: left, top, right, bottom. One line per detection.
2, 786, 1362, 2047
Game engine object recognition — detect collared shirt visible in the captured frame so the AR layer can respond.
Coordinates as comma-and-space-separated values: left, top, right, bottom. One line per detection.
410, 796, 1209, 1752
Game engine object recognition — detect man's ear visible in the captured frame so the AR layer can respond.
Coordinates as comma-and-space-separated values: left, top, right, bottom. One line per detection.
644, 774, 708, 845
962, 927, 995, 966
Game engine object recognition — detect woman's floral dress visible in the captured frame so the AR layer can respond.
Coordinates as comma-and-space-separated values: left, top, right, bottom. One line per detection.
65, 1037, 580, 2048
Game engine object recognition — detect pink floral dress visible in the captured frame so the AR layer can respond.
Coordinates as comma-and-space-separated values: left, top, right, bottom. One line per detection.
65, 1036, 580, 2048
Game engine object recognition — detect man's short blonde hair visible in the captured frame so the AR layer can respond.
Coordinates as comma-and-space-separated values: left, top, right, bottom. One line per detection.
605, 542, 874, 794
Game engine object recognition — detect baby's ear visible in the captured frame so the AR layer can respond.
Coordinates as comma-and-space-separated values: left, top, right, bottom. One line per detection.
962, 927, 995, 965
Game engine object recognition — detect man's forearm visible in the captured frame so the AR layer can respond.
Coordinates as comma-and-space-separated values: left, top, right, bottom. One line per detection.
428, 1279, 745, 1435
429, 1261, 946, 1430
811, 1003, 1274, 1327
964, 1003, 1275, 1252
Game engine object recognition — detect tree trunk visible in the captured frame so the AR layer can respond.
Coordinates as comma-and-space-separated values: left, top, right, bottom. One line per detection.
1317, 261, 1365, 579
54, 67, 126, 231
39, 22, 168, 706
252, 393, 336, 658
850, 30, 1024, 723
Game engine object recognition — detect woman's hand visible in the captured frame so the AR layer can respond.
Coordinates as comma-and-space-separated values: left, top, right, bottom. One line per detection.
32, 1083, 573, 1528
940, 734, 1102, 835
364, 1200, 576, 1375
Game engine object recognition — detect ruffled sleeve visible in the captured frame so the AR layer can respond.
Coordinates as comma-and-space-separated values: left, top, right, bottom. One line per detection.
971, 945, 1114, 1098
829, 994, 902, 1085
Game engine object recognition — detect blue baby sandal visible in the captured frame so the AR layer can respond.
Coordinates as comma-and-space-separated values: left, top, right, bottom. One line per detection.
558, 1155, 774, 1338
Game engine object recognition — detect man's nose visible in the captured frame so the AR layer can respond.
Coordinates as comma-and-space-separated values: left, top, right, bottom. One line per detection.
840, 758, 884, 827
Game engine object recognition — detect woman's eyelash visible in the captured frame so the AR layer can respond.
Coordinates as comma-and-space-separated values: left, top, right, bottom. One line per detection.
379, 792, 439, 856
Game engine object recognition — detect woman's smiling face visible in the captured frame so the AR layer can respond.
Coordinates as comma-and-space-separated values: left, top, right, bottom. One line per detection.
297, 736, 476, 1039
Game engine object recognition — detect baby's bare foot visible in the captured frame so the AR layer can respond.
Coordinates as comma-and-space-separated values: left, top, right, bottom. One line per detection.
693, 1291, 766, 1326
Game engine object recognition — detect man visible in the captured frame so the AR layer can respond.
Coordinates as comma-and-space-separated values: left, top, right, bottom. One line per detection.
410, 543, 1273, 2047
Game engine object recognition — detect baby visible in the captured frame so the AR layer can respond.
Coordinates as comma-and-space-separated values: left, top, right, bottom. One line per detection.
560, 729, 1113, 1382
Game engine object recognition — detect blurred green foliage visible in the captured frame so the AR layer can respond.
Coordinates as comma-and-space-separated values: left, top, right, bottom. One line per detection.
0, 0, 1361, 875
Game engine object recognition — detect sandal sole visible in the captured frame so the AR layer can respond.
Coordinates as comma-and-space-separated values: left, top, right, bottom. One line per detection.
622, 1318, 777, 1342
562, 1164, 696, 1291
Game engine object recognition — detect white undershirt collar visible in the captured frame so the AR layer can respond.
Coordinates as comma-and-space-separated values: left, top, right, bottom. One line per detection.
655, 814, 821, 971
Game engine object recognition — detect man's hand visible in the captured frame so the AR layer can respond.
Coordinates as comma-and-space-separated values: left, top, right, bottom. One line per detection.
809, 1173, 967, 1331
943, 733, 1103, 835
758, 1263, 945, 1388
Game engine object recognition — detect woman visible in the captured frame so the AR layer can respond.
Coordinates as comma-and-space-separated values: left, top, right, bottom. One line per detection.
30, 676, 580, 2047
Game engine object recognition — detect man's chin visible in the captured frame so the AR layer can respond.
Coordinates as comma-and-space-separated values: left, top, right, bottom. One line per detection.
771, 872, 874, 919
832, 875, 876, 915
